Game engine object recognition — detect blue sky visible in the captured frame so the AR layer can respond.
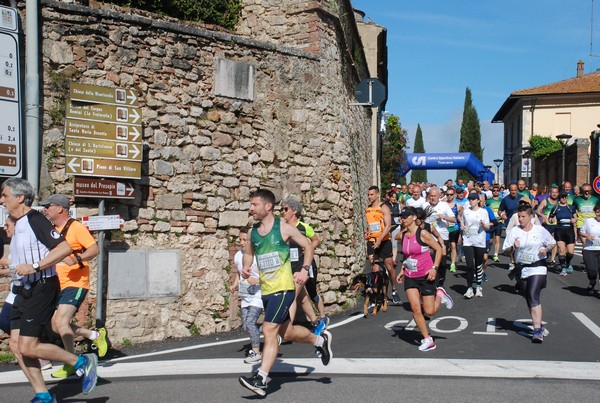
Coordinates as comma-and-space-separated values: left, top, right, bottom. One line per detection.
352, 0, 598, 184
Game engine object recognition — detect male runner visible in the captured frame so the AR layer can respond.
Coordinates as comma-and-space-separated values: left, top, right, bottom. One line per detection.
365, 186, 401, 304
39, 194, 107, 378
238, 189, 332, 397
0, 179, 98, 402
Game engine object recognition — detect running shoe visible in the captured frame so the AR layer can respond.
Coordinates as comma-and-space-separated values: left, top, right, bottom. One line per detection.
449, 263, 456, 273
313, 316, 330, 336
532, 328, 544, 343
51, 364, 76, 379
30, 394, 57, 403
317, 330, 333, 366
80, 353, 98, 395
559, 268, 568, 277
436, 287, 453, 309
482, 272, 488, 282
244, 350, 262, 364
392, 290, 402, 304
39, 359, 53, 371
567, 265, 574, 273
91, 328, 108, 358
464, 287, 474, 299
277, 334, 283, 345
418, 337, 436, 351
587, 283, 596, 294
492, 254, 499, 262
508, 263, 515, 272
239, 374, 267, 397
475, 286, 483, 298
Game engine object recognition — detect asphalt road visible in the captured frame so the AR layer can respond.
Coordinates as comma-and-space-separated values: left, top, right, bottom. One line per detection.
1, 249, 599, 402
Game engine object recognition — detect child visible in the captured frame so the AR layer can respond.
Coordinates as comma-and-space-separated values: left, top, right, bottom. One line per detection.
230, 228, 263, 364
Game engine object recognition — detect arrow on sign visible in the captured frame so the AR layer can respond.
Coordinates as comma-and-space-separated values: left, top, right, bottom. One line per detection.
130, 108, 140, 124
68, 158, 80, 171
130, 126, 140, 142
127, 90, 137, 105
126, 183, 135, 196
129, 144, 140, 159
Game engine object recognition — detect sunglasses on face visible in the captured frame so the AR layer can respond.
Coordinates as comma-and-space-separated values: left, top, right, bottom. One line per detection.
282, 207, 290, 212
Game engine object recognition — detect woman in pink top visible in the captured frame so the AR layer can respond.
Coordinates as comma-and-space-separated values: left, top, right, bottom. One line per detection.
396, 207, 452, 352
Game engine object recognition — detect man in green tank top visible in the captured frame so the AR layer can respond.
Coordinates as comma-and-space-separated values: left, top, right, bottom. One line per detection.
574, 183, 599, 247
239, 189, 333, 397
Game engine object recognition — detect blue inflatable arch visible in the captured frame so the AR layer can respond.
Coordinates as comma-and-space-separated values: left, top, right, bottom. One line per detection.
399, 153, 495, 184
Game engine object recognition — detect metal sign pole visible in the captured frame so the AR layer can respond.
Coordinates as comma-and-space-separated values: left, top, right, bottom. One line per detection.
96, 198, 105, 328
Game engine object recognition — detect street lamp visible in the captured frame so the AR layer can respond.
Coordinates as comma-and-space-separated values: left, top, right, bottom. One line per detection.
493, 159, 503, 185
556, 133, 572, 184
522, 146, 533, 188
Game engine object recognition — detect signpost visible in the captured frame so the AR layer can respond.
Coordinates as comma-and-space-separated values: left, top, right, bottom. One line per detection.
593, 175, 600, 194
74, 177, 136, 199
0, 5, 21, 177
81, 215, 124, 231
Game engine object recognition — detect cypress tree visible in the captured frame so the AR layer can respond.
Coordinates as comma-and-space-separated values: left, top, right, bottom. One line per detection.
457, 87, 483, 181
381, 114, 409, 188
411, 124, 427, 183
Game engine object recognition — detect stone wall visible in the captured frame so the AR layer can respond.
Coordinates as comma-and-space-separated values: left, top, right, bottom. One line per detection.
1, 0, 374, 346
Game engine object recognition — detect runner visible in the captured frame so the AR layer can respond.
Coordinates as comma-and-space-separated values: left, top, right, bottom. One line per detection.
396, 207, 451, 352
0, 178, 98, 402
365, 186, 401, 304
574, 183, 599, 247
549, 191, 577, 276
486, 184, 504, 262
238, 189, 332, 397
460, 193, 491, 298
537, 187, 560, 267
444, 187, 461, 272
578, 203, 600, 295
503, 204, 556, 343
38, 194, 107, 379
230, 227, 263, 364
423, 187, 457, 288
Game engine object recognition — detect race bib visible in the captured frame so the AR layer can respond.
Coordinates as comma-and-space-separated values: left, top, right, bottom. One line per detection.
581, 206, 593, 214
257, 252, 281, 274
592, 237, 600, 247
290, 248, 299, 262
369, 222, 382, 233
404, 258, 418, 272
467, 226, 479, 236
519, 252, 537, 264
559, 219, 571, 225
239, 280, 251, 296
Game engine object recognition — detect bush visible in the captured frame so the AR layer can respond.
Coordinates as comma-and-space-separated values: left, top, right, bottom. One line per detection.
102, 0, 242, 30
529, 135, 563, 159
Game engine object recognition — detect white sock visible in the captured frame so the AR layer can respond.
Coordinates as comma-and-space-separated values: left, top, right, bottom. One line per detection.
257, 369, 268, 383
89, 330, 99, 341
314, 335, 324, 348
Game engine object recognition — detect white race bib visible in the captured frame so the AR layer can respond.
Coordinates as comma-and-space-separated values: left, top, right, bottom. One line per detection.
404, 258, 418, 272
290, 248, 299, 262
467, 226, 479, 236
257, 252, 281, 274
239, 280, 251, 296
519, 252, 537, 264
581, 206, 594, 214
592, 237, 600, 247
369, 222, 382, 233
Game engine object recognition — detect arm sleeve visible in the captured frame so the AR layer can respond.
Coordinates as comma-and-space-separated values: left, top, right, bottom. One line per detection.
29, 211, 65, 250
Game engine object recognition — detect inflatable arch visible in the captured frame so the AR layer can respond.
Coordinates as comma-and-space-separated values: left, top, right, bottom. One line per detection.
399, 153, 495, 184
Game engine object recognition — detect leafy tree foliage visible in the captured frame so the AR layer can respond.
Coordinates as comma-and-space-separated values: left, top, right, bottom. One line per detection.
411, 124, 427, 183
529, 134, 563, 159
381, 114, 409, 188
457, 87, 483, 181
103, 0, 242, 29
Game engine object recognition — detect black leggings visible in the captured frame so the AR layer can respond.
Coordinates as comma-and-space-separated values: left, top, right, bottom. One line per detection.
463, 245, 485, 287
436, 239, 451, 287
518, 274, 546, 308
582, 249, 600, 283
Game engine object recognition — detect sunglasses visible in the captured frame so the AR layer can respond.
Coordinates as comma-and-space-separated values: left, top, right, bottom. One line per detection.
445, 193, 455, 196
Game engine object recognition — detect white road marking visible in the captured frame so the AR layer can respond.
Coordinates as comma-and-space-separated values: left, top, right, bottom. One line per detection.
573, 312, 600, 338
2, 358, 600, 385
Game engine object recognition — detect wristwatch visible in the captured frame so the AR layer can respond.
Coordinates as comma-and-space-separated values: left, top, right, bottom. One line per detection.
302, 265, 311, 271
431, 265, 438, 271
32, 262, 40, 272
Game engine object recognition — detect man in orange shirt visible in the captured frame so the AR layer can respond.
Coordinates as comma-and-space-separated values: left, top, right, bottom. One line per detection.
40, 195, 105, 379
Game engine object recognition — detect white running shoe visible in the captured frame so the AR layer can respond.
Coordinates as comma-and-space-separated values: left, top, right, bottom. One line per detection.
475, 287, 483, 298
418, 337, 436, 351
244, 350, 262, 364
464, 287, 474, 299
436, 287, 453, 309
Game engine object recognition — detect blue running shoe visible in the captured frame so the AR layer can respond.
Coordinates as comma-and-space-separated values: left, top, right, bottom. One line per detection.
31, 394, 56, 403
482, 272, 488, 282
313, 317, 330, 336
567, 265, 574, 273
80, 353, 98, 395
392, 290, 402, 304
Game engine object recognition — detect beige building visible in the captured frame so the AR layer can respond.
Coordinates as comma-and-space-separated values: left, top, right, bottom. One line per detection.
493, 61, 599, 185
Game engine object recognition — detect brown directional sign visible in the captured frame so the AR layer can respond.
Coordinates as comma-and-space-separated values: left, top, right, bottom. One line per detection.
65, 137, 142, 162
74, 177, 136, 199
70, 82, 139, 107
66, 157, 141, 179
65, 119, 141, 143
66, 101, 141, 125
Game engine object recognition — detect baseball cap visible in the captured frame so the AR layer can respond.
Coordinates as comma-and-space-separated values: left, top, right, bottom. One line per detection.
467, 193, 480, 200
400, 207, 417, 218
39, 194, 70, 208
519, 196, 532, 205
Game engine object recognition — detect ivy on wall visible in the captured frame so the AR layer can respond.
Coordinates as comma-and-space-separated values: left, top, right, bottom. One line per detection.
529, 134, 563, 159
102, 0, 242, 30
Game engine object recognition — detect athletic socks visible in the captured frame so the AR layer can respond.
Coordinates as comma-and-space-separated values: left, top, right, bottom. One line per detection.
257, 369, 268, 383
314, 335, 324, 348
89, 330, 99, 341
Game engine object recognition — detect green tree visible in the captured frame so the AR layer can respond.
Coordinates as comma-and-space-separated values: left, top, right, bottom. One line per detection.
410, 124, 427, 183
457, 87, 483, 181
529, 134, 562, 159
381, 114, 409, 189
